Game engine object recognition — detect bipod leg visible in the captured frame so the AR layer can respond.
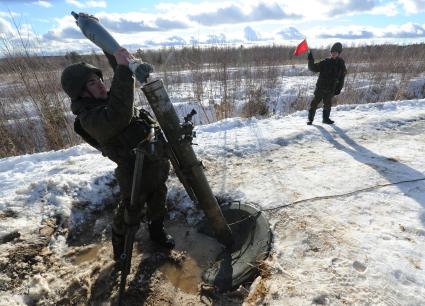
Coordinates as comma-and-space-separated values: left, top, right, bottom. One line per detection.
118, 225, 138, 305
118, 137, 149, 305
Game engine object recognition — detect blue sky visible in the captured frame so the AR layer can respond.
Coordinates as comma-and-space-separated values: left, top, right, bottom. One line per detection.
0, 0, 425, 54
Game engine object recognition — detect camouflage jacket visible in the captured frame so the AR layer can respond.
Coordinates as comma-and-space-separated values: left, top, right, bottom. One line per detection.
308, 55, 347, 94
70, 64, 158, 165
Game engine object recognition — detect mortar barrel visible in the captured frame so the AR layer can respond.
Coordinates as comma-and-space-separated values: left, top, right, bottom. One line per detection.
142, 79, 234, 247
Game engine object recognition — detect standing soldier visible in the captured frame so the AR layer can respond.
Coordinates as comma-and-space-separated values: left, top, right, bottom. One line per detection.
307, 42, 347, 125
60, 48, 175, 268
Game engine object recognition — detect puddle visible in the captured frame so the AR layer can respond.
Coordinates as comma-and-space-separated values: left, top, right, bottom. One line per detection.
73, 245, 101, 265
159, 257, 202, 294
158, 222, 224, 294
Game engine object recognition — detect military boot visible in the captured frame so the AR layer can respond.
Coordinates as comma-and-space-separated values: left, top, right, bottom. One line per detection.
322, 109, 334, 124
148, 218, 175, 249
307, 109, 316, 125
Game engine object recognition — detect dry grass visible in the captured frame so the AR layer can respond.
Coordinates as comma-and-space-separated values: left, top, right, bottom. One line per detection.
1, 43, 424, 157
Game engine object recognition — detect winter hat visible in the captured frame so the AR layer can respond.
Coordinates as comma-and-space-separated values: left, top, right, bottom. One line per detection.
330, 42, 343, 53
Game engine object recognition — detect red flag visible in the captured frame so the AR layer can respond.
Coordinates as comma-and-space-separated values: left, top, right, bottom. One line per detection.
293, 38, 308, 56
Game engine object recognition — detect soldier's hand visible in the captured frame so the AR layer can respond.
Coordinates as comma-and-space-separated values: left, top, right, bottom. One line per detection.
136, 62, 153, 83
78, 12, 99, 21
114, 47, 130, 66
307, 50, 313, 61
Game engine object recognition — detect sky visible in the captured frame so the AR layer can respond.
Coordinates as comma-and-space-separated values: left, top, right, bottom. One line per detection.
1, 97, 425, 304
1, 0, 425, 54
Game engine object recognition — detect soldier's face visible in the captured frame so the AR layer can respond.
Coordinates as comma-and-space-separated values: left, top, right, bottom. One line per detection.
83, 74, 108, 99
330, 51, 339, 59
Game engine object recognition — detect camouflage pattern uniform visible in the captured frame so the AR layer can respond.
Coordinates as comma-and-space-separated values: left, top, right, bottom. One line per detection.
62, 54, 171, 260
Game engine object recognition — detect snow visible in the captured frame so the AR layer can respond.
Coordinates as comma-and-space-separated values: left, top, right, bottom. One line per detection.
0, 145, 118, 240
1, 99, 425, 304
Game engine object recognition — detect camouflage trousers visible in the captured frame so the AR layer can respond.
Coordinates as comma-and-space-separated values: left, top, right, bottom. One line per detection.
309, 89, 335, 111
112, 158, 170, 236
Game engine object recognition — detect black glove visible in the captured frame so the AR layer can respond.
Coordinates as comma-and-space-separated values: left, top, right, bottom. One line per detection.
134, 62, 153, 83
307, 50, 313, 61
334, 89, 341, 95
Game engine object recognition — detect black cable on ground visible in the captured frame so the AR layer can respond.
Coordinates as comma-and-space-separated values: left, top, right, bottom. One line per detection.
261, 177, 425, 212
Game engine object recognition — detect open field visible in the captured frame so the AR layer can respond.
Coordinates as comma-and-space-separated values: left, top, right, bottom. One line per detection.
1, 44, 425, 158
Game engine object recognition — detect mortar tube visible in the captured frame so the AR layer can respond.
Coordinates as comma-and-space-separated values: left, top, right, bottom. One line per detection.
142, 79, 234, 247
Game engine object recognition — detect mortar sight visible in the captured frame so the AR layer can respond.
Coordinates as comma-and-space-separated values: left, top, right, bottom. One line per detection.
184, 109, 197, 123
180, 109, 197, 143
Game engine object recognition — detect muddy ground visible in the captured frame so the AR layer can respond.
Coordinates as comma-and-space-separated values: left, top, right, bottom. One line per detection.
0, 203, 270, 306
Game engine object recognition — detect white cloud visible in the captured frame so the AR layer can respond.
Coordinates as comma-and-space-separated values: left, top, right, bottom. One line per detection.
42, 15, 84, 41
41, 11, 190, 47
139, 33, 243, 48
0, 11, 20, 18
0, 20, 46, 56
276, 27, 304, 40
51, 0, 403, 44
369, 1, 398, 16
188, 2, 300, 26
0, 17, 14, 35
327, 0, 378, 16
86, 1, 107, 8
66, 0, 106, 8
205, 33, 227, 44
148, 18, 188, 31
26, 1, 425, 53
317, 27, 375, 39
155, 1, 222, 14
155, 1, 303, 25
66, 0, 84, 8
312, 22, 425, 40
33, 1, 52, 8
276, 0, 399, 19
145, 35, 187, 47
74, 12, 190, 33
382, 22, 425, 37
244, 26, 258, 41
44, 26, 83, 41
398, 0, 425, 14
